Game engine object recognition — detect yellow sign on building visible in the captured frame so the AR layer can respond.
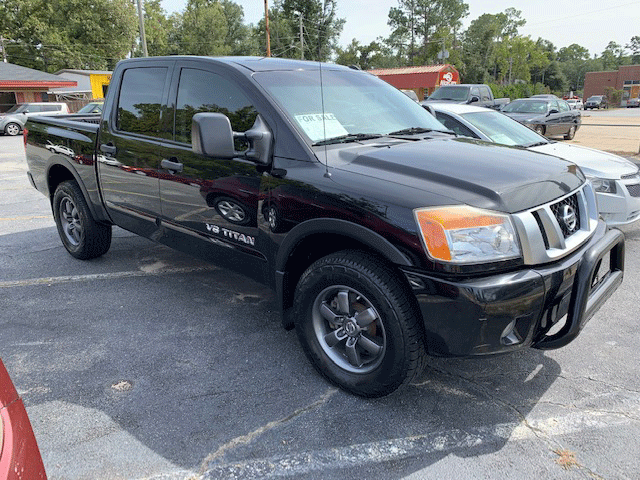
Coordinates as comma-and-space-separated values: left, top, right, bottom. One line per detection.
90, 74, 112, 99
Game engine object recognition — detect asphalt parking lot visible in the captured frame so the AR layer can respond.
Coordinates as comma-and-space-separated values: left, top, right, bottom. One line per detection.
1, 130, 640, 479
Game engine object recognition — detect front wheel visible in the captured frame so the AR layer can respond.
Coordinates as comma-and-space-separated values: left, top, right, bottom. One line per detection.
534, 125, 545, 136
4, 123, 21, 136
564, 124, 577, 140
293, 251, 426, 397
53, 180, 112, 259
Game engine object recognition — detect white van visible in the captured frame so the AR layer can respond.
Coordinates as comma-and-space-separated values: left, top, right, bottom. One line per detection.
0, 102, 69, 136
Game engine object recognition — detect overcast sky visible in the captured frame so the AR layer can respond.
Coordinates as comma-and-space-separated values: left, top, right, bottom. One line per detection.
160, 0, 639, 57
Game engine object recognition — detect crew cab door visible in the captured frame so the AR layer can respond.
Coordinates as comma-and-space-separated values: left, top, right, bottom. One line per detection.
156, 62, 267, 277
97, 60, 173, 236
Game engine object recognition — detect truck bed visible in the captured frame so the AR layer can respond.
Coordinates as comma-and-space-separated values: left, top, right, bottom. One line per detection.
24, 114, 107, 222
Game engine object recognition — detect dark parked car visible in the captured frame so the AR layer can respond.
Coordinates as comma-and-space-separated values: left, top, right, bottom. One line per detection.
501, 97, 581, 139
584, 95, 607, 110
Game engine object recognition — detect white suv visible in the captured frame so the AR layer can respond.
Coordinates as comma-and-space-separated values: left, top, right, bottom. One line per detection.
0, 102, 69, 136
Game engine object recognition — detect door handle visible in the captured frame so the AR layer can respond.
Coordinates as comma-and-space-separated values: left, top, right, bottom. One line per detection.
100, 143, 117, 155
161, 158, 183, 173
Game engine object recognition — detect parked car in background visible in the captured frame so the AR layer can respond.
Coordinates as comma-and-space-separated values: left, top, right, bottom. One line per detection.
566, 98, 583, 110
501, 97, 581, 139
0, 102, 69, 136
422, 84, 509, 109
584, 95, 607, 110
0, 359, 47, 479
626, 97, 639, 108
429, 102, 640, 226
76, 101, 104, 114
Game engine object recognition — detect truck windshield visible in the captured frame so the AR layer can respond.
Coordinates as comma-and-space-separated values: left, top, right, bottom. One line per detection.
427, 86, 469, 101
253, 68, 446, 145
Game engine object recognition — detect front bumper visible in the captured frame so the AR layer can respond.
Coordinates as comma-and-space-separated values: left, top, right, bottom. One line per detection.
402, 221, 624, 356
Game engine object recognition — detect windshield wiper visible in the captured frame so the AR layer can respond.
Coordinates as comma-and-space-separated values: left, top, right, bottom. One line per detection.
387, 127, 456, 136
312, 133, 383, 146
522, 141, 548, 148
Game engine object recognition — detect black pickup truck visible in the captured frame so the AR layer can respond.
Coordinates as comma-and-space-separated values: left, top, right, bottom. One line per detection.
24, 56, 624, 397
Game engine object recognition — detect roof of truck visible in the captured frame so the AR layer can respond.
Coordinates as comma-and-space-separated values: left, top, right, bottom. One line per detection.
119, 56, 355, 73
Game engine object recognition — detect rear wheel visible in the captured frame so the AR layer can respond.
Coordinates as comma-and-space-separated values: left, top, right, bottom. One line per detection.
4, 123, 20, 136
534, 125, 545, 136
293, 251, 426, 397
564, 124, 576, 140
53, 180, 112, 259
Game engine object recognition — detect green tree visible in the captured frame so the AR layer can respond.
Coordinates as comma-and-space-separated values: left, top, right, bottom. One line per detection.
335, 39, 399, 70
626, 36, 640, 64
253, 0, 344, 60
133, 0, 173, 57
177, 0, 229, 55
387, 0, 468, 66
0, 0, 137, 71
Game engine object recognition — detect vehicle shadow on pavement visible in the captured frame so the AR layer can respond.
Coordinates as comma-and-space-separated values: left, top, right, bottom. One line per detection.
1, 227, 563, 479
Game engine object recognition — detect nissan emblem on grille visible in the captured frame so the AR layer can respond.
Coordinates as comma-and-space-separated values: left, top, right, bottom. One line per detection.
560, 205, 577, 233
550, 193, 581, 238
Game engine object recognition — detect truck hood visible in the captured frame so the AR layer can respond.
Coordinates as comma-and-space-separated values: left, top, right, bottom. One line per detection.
333, 137, 584, 214
530, 143, 639, 179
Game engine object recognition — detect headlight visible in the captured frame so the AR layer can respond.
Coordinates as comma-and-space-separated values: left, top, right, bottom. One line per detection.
414, 206, 521, 263
590, 178, 617, 194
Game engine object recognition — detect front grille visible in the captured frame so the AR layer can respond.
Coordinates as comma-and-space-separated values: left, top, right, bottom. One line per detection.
512, 183, 598, 265
626, 184, 640, 197
550, 194, 581, 238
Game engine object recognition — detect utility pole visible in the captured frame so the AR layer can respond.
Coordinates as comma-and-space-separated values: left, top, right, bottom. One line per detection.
136, 0, 148, 57
299, 14, 304, 60
264, 0, 271, 57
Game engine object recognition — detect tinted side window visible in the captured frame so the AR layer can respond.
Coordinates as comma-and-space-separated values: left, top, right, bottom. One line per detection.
480, 87, 491, 101
42, 105, 61, 112
117, 67, 168, 138
26, 105, 42, 112
558, 100, 570, 112
174, 68, 258, 144
470, 87, 480, 98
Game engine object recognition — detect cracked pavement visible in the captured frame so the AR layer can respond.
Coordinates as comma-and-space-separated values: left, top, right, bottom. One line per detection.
2, 133, 640, 479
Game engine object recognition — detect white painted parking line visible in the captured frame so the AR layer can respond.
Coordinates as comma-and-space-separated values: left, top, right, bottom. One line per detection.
0, 266, 219, 288
198, 394, 640, 480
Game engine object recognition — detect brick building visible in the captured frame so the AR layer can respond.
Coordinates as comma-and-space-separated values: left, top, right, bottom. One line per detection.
583, 65, 640, 106
368, 64, 460, 101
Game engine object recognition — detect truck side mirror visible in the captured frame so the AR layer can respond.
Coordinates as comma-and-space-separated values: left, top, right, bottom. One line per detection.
191, 112, 272, 166
468, 96, 480, 104
192, 112, 236, 158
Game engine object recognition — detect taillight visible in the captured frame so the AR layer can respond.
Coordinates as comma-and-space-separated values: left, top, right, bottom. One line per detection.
23, 127, 29, 148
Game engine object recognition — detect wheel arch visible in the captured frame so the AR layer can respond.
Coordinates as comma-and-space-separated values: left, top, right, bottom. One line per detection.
46, 162, 110, 224
275, 218, 417, 330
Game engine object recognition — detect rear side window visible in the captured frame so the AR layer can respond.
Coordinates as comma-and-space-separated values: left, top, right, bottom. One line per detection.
41, 105, 61, 112
174, 68, 257, 144
434, 112, 478, 138
117, 67, 168, 138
